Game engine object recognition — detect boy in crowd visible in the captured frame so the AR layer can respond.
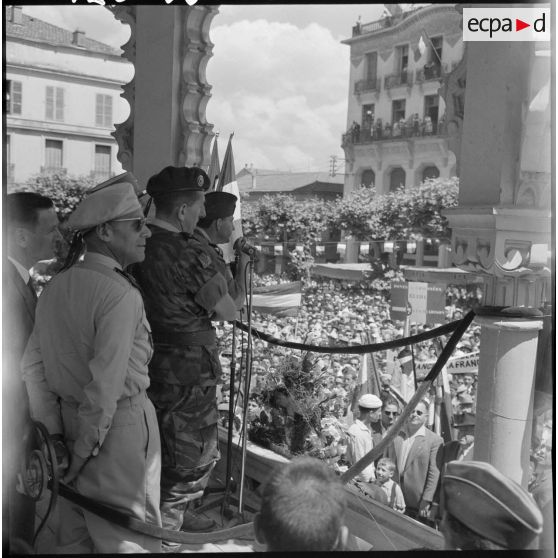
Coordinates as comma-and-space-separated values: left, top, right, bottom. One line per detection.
375, 457, 406, 513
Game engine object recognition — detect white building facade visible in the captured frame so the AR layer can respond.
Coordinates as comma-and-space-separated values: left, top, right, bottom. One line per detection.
5, 6, 133, 187
341, 5, 464, 196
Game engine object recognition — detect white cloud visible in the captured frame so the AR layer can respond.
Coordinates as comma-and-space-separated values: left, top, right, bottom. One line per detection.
207, 19, 350, 171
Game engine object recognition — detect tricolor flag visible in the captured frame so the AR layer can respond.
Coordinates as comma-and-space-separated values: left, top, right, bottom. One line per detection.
252, 281, 302, 317
216, 133, 242, 263
207, 133, 221, 191
413, 30, 428, 62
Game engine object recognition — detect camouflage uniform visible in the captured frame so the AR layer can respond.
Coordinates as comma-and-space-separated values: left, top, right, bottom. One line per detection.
132, 224, 229, 531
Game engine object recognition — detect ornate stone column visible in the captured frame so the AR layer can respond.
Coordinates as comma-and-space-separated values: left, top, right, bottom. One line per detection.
110, 5, 218, 186
443, 9, 551, 487
474, 311, 543, 486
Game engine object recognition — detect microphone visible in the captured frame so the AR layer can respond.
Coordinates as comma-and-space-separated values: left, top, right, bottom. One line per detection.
234, 237, 259, 258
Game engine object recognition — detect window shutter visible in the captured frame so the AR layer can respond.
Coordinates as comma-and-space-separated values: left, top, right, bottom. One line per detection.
55, 88, 64, 121
46, 86, 54, 119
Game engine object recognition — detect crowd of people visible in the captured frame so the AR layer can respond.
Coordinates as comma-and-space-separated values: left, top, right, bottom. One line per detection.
4, 166, 552, 553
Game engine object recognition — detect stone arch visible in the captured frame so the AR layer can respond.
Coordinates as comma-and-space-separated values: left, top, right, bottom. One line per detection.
388, 167, 406, 192
359, 168, 375, 188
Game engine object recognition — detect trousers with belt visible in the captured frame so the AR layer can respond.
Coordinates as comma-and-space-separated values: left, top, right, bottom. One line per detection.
57, 391, 162, 554
147, 332, 221, 533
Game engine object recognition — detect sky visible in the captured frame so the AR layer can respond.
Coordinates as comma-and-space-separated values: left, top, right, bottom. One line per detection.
21, 4, 424, 174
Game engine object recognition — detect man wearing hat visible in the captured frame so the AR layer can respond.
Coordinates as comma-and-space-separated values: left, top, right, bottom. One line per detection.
22, 177, 161, 552
346, 393, 383, 483
194, 191, 247, 307
131, 166, 239, 541
440, 460, 543, 549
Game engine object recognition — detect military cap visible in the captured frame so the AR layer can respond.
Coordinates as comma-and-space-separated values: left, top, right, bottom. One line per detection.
458, 393, 473, 405
454, 413, 475, 428
67, 181, 142, 231
443, 460, 543, 548
146, 166, 210, 197
203, 191, 237, 221
88, 171, 140, 194
358, 393, 383, 409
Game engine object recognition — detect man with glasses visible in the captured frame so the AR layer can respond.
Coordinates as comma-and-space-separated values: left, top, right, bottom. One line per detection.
381, 400, 401, 431
131, 167, 239, 546
4, 192, 61, 550
22, 177, 161, 552
384, 399, 443, 524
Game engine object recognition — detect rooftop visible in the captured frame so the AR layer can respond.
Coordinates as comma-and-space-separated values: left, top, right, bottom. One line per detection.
5, 6, 121, 57
237, 170, 343, 194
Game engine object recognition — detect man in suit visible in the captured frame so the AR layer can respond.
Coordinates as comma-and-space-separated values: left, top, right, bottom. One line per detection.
384, 398, 443, 524
3, 192, 60, 550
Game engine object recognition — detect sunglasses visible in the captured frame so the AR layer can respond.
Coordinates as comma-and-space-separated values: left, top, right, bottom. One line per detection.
384, 411, 399, 416
110, 217, 148, 232
410, 410, 424, 416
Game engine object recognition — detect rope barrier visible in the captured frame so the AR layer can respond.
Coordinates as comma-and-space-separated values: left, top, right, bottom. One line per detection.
234, 318, 461, 354
340, 310, 476, 484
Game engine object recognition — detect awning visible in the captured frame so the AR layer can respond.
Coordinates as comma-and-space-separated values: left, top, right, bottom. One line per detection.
311, 263, 372, 281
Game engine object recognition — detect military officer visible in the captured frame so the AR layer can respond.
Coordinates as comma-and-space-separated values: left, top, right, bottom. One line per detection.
194, 190, 248, 308
22, 177, 161, 553
440, 460, 543, 550
131, 166, 239, 545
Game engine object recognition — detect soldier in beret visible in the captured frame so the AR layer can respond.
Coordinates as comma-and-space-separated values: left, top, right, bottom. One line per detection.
22, 177, 161, 552
131, 166, 240, 545
440, 460, 543, 549
194, 191, 248, 307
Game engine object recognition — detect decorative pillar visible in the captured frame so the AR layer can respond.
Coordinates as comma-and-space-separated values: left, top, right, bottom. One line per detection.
474, 311, 543, 486
442, 5, 551, 490
110, 4, 218, 186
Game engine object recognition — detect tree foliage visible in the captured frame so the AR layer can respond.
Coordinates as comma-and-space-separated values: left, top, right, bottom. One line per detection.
14, 171, 95, 222
334, 177, 459, 241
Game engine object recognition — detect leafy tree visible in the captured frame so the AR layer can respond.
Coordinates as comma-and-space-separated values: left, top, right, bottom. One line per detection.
13, 171, 96, 222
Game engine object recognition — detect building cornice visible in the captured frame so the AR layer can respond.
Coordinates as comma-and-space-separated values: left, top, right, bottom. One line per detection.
7, 117, 118, 142
6, 34, 124, 62
342, 4, 460, 46
6, 62, 127, 88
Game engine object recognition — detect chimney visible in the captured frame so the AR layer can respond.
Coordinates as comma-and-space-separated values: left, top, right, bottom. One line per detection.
72, 29, 86, 47
10, 6, 23, 25
251, 168, 257, 190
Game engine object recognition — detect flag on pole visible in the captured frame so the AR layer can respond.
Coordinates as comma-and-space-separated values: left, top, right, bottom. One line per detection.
251, 281, 302, 317
207, 134, 221, 191
413, 30, 428, 62
350, 334, 382, 417
216, 133, 242, 263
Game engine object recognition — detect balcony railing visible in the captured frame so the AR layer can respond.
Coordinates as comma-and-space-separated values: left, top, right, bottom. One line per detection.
342, 118, 446, 147
354, 78, 380, 94
384, 71, 413, 89
415, 63, 450, 83
40, 166, 67, 174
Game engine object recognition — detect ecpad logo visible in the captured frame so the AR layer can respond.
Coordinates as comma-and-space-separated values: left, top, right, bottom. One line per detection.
463, 7, 550, 42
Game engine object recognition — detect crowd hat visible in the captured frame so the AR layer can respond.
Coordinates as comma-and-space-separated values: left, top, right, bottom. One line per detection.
454, 413, 476, 428
358, 393, 383, 409
457, 393, 473, 405
146, 166, 210, 197
202, 191, 237, 220
442, 460, 543, 548
67, 179, 143, 231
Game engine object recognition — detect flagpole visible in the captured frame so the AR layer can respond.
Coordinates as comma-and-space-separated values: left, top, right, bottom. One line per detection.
421, 27, 443, 66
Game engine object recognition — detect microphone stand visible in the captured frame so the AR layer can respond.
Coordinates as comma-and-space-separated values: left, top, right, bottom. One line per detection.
238, 250, 256, 517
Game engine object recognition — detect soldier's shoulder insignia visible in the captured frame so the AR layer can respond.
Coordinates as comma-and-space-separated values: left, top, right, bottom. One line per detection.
198, 252, 212, 269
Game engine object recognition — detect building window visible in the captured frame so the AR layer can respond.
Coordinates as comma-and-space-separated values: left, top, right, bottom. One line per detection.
392, 99, 406, 124
95, 94, 113, 127
44, 140, 63, 171
422, 166, 440, 181
361, 169, 375, 188
396, 45, 409, 80
8, 80, 22, 114
361, 104, 374, 140
365, 52, 377, 82
389, 168, 406, 191
424, 95, 439, 131
46, 86, 64, 121
94, 145, 112, 181
429, 36, 443, 66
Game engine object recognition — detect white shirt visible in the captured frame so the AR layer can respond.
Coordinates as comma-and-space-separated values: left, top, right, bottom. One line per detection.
398, 424, 426, 472
8, 256, 30, 284
346, 419, 376, 482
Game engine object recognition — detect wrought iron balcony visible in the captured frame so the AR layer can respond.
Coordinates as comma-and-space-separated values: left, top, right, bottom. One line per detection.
415, 63, 448, 83
354, 78, 380, 94
384, 71, 413, 89
40, 166, 67, 174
